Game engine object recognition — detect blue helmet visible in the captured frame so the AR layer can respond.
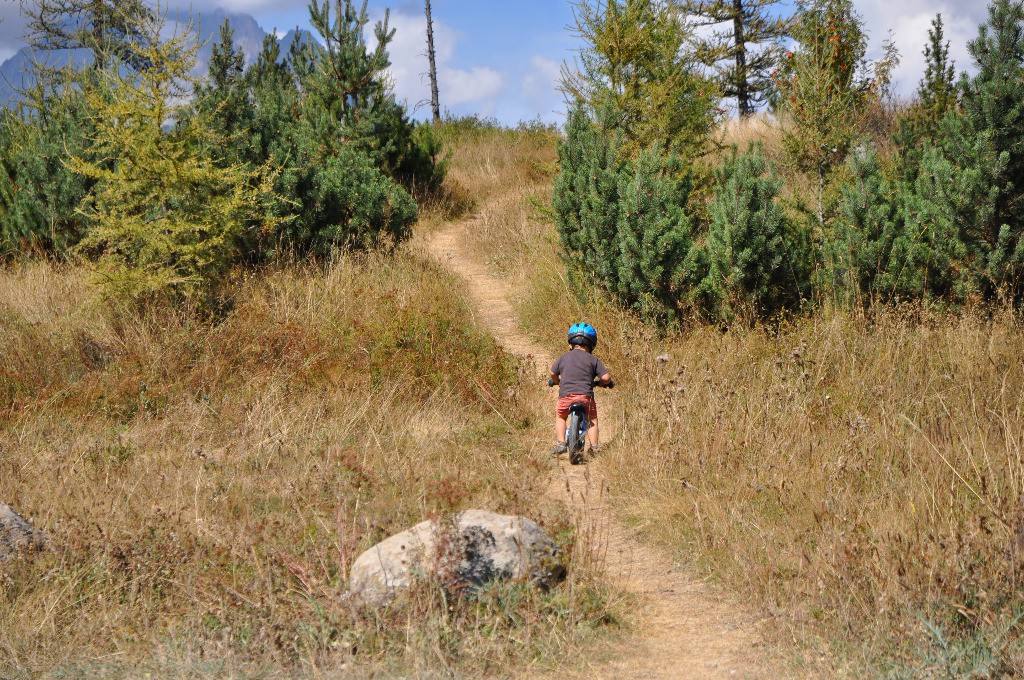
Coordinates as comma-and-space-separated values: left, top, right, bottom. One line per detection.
567, 322, 598, 349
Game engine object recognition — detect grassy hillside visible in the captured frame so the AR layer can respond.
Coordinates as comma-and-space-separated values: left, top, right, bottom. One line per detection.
0, 232, 616, 674
7, 117, 1023, 677
466, 116, 1024, 675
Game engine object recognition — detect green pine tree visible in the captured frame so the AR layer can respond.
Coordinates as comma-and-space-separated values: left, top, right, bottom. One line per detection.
71, 13, 279, 303
303, 0, 443, 192
894, 14, 957, 183
614, 147, 694, 322
186, 4, 433, 260
918, 14, 958, 131
192, 20, 252, 164
958, 0, 1024, 294
893, 143, 970, 301
552, 105, 626, 293
828, 148, 905, 303
0, 77, 95, 256
554, 104, 698, 323
695, 144, 809, 322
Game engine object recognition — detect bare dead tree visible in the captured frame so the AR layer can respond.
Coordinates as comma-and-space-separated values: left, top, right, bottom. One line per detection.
424, 0, 440, 122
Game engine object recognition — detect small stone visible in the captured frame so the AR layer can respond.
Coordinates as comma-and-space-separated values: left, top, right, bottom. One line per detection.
0, 504, 47, 562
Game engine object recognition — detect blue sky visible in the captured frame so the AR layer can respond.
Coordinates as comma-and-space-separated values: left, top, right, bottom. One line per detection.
0, 0, 996, 125
356, 0, 580, 123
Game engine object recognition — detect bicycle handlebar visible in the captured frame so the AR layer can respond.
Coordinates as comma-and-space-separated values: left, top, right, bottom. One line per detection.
547, 378, 615, 388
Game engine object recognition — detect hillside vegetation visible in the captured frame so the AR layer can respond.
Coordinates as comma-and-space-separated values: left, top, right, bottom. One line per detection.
5, 83, 1024, 680
5, 0, 1024, 676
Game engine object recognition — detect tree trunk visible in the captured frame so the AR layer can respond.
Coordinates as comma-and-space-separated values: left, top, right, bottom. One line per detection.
425, 0, 441, 123
817, 164, 825, 226
732, 0, 750, 116
92, 0, 107, 71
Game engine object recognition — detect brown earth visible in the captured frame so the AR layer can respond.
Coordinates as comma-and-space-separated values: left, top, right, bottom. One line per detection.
423, 203, 783, 679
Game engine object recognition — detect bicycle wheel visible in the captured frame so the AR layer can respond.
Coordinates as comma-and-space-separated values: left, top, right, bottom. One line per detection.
567, 409, 585, 465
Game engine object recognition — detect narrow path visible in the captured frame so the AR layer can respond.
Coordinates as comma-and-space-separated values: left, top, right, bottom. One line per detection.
423, 204, 777, 679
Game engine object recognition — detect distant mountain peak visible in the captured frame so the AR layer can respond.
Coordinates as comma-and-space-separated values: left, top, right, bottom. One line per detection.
0, 9, 288, 107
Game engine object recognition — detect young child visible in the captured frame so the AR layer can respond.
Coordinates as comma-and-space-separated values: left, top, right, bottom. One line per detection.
549, 322, 612, 456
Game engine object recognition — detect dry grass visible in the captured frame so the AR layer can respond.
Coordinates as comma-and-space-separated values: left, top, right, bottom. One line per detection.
0, 248, 618, 677
715, 114, 786, 165
597, 308, 1024, 675
434, 120, 560, 282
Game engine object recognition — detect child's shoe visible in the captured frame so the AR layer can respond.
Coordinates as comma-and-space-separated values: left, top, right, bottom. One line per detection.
550, 442, 567, 456
587, 445, 601, 458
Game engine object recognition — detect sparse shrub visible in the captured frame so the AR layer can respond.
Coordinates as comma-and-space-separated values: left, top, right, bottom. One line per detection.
776, 0, 897, 225
561, 0, 720, 160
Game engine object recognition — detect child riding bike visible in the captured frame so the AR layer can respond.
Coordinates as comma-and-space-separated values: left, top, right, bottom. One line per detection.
549, 322, 613, 457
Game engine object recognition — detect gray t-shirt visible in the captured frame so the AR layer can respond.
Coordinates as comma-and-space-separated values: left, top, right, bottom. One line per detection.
551, 350, 609, 398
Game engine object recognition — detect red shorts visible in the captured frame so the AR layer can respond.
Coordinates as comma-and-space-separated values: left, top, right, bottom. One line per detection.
557, 394, 597, 421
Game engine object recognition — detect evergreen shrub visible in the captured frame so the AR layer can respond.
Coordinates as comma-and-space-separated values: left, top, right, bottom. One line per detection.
696, 144, 810, 322
0, 83, 95, 256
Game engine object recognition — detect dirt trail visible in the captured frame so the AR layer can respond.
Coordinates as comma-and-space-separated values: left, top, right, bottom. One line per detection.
424, 205, 777, 679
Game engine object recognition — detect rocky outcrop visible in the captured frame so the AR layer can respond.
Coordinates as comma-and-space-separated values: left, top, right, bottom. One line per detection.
0, 504, 46, 562
349, 509, 565, 608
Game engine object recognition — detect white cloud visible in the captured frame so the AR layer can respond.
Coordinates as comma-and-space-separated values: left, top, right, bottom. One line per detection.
374, 9, 504, 116
190, 0, 297, 13
442, 65, 504, 107
520, 55, 564, 121
857, 0, 988, 98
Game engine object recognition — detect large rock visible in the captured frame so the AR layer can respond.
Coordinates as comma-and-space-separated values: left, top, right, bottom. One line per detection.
349, 509, 566, 608
0, 504, 46, 562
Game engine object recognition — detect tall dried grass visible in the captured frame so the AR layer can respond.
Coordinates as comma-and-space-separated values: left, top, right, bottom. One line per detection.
0, 249, 616, 677
597, 308, 1024, 674
715, 114, 785, 163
